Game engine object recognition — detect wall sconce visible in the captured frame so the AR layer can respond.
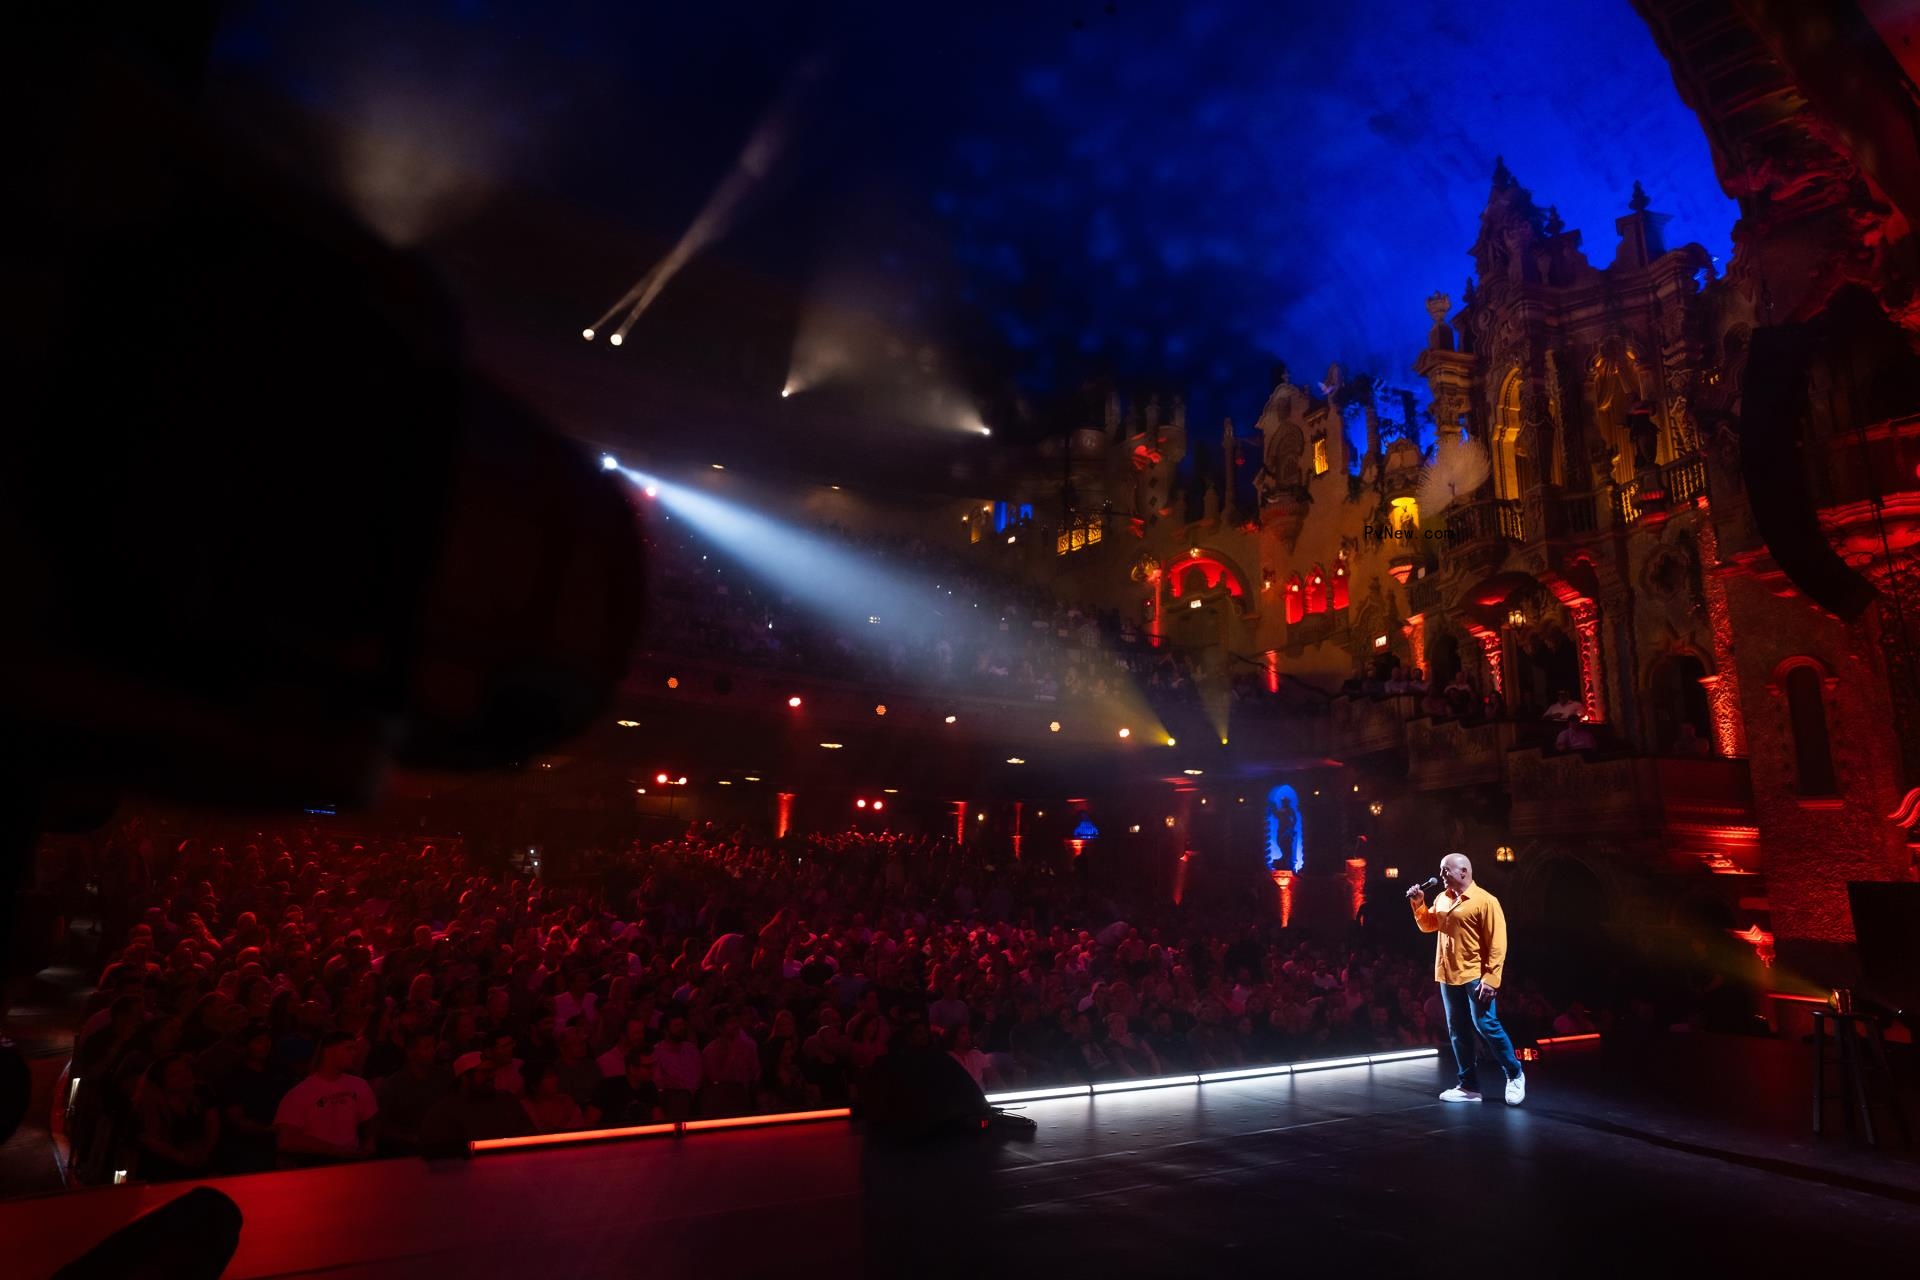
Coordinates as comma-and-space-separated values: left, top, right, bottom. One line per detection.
1384, 867, 1400, 879
1164, 815, 1176, 828
1507, 608, 1526, 628
1368, 801, 1384, 816
1494, 845, 1516, 863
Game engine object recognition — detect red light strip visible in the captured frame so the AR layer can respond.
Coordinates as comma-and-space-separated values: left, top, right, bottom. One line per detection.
682, 1107, 850, 1132
472, 1122, 677, 1153
1533, 1033, 1601, 1046
470, 1108, 853, 1156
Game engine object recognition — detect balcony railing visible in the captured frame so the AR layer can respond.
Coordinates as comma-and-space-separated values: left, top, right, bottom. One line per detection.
1444, 497, 1524, 548
1330, 693, 1418, 756
1616, 454, 1709, 524
1507, 748, 1754, 839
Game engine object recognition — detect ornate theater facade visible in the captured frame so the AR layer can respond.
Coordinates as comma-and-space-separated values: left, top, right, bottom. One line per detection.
987, 2, 1920, 981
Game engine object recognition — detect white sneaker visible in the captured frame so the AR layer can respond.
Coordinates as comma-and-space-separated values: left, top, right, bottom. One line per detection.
1504, 1073, 1526, 1106
1438, 1087, 1482, 1103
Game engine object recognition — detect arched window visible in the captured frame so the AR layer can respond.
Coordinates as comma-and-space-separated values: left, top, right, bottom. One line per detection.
1284, 574, 1305, 624
1331, 554, 1350, 610
1305, 565, 1328, 614
1783, 665, 1837, 796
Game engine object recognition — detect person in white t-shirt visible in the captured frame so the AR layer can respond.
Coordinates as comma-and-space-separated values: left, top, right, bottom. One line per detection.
274, 1032, 377, 1163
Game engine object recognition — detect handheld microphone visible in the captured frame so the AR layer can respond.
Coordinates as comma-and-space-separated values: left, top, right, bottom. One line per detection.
1406, 875, 1443, 901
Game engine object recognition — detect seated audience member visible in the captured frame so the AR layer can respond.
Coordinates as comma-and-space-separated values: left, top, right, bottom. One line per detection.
375, 1032, 451, 1156
135, 1053, 219, 1181
944, 1024, 994, 1091
593, 1051, 665, 1127
522, 1064, 585, 1134
700, 1008, 761, 1116
485, 1031, 526, 1098
273, 1032, 377, 1165
1544, 689, 1584, 722
216, 1022, 288, 1174
652, 1016, 703, 1120
1555, 719, 1598, 752
1443, 671, 1476, 717
422, 1053, 534, 1149
597, 1016, 650, 1079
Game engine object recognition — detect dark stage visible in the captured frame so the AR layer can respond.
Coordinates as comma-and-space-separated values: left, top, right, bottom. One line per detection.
8, 1034, 1916, 1278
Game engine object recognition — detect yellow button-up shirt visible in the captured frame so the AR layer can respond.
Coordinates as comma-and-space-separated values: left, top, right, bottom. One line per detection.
1411, 883, 1507, 988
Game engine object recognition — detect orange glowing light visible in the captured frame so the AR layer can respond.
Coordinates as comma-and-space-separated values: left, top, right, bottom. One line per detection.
666, 677, 679, 689
681, 1108, 851, 1132
471, 1121, 677, 1153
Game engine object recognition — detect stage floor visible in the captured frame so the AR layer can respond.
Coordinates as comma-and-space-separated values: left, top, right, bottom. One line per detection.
8, 1034, 1917, 1278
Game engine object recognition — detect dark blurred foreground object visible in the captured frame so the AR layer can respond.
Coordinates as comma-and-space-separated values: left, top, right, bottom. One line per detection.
2, 14, 641, 823
860, 1031, 1036, 1141
53, 1186, 242, 1280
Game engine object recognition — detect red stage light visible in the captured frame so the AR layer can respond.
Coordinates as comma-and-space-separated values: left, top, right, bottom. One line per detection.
788, 696, 803, 708
856, 798, 868, 809
655, 773, 669, 785
872, 799, 884, 811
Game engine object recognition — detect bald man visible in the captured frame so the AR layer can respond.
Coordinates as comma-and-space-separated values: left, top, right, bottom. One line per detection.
1408, 854, 1525, 1105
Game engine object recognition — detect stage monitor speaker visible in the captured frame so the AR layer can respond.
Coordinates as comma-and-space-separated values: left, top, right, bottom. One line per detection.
1737, 325, 1877, 621
1847, 881, 1920, 1011
53, 1186, 242, 1280
860, 1045, 992, 1141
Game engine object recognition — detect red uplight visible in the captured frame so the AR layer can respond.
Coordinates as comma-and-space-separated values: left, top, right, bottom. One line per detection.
856, 798, 868, 809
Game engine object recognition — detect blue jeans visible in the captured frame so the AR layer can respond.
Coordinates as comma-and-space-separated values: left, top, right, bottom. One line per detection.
1439, 980, 1521, 1091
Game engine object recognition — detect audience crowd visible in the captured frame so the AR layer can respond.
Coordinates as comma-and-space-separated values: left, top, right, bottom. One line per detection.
60, 817, 1602, 1184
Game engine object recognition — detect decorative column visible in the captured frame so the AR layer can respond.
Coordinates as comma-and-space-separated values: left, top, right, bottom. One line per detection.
1012, 801, 1024, 860
1694, 511, 1748, 756
953, 800, 968, 846
1344, 857, 1368, 922
1569, 599, 1608, 723
1272, 868, 1294, 927
1466, 623, 1505, 699
1401, 612, 1427, 677
776, 792, 795, 840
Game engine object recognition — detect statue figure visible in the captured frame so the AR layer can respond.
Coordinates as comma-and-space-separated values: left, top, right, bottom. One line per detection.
1425, 292, 1453, 351
1201, 479, 1220, 523
1268, 796, 1299, 873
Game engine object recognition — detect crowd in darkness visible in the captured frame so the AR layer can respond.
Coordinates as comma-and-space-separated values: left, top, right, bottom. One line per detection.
56, 817, 1629, 1184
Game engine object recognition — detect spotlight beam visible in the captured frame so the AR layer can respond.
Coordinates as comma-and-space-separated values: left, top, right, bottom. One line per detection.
622, 470, 1165, 739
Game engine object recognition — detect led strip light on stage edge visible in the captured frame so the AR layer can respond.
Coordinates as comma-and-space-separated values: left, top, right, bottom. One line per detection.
468, 1049, 1440, 1155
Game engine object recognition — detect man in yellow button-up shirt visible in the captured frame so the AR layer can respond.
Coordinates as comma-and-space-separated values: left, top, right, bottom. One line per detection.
1409, 853, 1525, 1105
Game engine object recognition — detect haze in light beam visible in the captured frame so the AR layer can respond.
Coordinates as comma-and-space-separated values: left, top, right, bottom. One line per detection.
625, 469, 1164, 741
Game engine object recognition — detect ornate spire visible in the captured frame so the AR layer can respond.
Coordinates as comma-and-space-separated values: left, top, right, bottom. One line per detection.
1629, 180, 1650, 212
1492, 154, 1515, 190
